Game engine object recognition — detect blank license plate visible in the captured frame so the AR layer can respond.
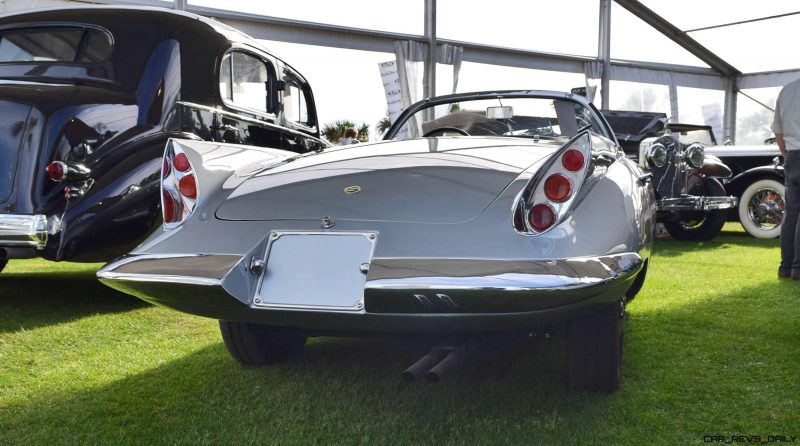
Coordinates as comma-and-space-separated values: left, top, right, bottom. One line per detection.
254, 232, 376, 311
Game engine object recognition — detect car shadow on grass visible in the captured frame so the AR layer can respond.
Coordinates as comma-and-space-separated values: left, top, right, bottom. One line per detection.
0, 271, 148, 333
3, 262, 798, 443
4, 275, 798, 446
1, 333, 627, 444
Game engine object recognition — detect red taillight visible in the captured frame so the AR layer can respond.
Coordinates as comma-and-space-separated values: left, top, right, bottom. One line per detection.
562, 149, 584, 171
179, 174, 197, 199
162, 189, 176, 223
46, 162, 65, 181
516, 131, 592, 234
529, 204, 555, 231
544, 174, 571, 202
162, 143, 198, 228
173, 153, 191, 172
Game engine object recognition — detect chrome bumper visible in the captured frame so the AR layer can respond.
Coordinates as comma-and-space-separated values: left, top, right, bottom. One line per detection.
363, 254, 641, 313
98, 252, 644, 334
0, 214, 48, 249
658, 195, 737, 212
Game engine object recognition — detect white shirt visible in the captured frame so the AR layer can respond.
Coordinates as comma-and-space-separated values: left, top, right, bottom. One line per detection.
771, 77, 800, 151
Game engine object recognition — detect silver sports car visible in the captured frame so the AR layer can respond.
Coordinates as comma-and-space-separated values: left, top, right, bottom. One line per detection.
98, 90, 656, 391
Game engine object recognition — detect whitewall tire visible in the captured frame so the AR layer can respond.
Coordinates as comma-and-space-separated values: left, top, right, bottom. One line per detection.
738, 179, 785, 239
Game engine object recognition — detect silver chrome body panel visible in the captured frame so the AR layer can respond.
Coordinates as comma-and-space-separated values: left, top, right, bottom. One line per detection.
0, 214, 48, 249
99, 91, 655, 335
98, 133, 655, 334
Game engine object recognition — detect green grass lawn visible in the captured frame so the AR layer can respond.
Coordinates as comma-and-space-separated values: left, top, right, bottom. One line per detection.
1, 223, 798, 445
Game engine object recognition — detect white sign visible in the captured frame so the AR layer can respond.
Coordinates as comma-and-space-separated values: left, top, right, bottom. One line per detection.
702, 103, 724, 144
379, 60, 408, 139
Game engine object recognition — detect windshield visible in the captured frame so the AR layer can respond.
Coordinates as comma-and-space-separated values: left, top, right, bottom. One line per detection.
386, 96, 610, 142
671, 128, 715, 146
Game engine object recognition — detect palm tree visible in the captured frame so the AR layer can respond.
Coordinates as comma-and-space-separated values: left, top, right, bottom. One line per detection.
376, 111, 392, 137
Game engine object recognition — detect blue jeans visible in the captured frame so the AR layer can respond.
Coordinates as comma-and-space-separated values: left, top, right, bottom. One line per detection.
781, 150, 800, 273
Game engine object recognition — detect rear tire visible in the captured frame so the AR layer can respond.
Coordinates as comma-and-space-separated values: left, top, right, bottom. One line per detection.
738, 178, 784, 239
219, 320, 307, 366
663, 178, 728, 241
567, 303, 623, 392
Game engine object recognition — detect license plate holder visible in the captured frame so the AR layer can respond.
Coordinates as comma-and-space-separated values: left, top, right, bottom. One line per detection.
254, 232, 376, 311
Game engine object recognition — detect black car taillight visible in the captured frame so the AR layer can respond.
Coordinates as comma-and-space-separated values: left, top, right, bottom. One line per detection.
46, 161, 91, 183
515, 131, 593, 234
161, 142, 198, 228
46, 162, 65, 181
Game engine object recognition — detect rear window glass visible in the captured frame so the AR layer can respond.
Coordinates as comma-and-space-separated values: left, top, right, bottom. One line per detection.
0, 28, 112, 63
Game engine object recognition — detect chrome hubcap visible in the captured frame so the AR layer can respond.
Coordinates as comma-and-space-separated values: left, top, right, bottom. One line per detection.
747, 188, 785, 230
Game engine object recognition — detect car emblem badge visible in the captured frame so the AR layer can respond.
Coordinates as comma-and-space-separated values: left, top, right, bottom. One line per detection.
320, 215, 335, 229
343, 185, 362, 194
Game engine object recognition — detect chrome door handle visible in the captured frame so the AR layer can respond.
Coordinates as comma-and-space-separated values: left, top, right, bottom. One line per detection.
637, 173, 653, 185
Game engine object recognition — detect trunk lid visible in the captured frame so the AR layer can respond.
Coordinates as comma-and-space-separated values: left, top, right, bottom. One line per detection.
216, 138, 559, 223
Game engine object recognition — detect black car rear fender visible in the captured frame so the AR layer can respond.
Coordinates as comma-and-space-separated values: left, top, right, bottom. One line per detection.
725, 165, 785, 197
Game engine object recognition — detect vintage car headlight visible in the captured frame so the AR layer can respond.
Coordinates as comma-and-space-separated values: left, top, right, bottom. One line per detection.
684, 143, 705, 168
645, 143, 668, 168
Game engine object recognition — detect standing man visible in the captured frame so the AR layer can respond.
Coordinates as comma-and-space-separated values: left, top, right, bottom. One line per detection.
771, 78, 800, 280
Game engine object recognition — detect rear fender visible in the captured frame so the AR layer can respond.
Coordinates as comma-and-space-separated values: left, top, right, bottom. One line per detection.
133, 139, 297, 251
167, 138, 299, 206
725, 165, 785, 198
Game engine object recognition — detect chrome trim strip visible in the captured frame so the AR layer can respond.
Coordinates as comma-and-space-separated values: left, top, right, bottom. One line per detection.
0, 214, 48, 249
658, 195, 738, 211
97, 253, 242, 279
97, 271, 221, 286
365, 253, 642, 292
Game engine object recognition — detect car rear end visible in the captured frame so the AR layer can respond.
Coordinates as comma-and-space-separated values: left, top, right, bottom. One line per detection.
99, 134, 651, 335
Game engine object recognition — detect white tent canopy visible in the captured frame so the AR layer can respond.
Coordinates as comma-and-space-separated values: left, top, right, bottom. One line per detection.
4, 0, 795, 143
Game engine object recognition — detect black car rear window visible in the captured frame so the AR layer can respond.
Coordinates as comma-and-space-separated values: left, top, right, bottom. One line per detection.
0, 28, 112, 63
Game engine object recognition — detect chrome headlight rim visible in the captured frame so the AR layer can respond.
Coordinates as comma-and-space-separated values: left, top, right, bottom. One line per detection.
684, 143, 705, 168
645, 143, 668, 168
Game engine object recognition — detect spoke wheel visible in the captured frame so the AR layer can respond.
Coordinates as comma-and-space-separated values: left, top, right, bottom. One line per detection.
663, 178, 728, 241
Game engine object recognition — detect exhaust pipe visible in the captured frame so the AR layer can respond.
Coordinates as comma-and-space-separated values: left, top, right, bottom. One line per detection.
401, 348, 448, 382
401, 336, 486, 383
425, 339, 482, 382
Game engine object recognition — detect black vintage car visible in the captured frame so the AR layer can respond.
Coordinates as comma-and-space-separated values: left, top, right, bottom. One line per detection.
679, 129, 784, 239
602, 110, 737, 241
0, 7, 328, 273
